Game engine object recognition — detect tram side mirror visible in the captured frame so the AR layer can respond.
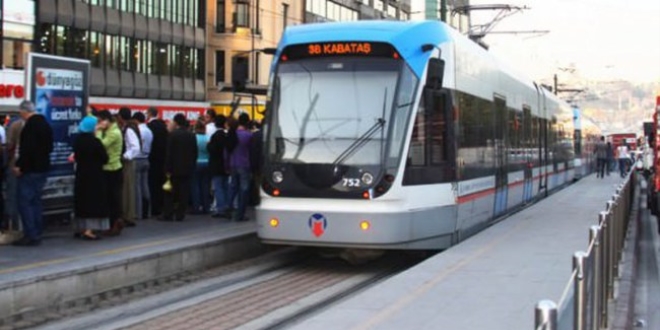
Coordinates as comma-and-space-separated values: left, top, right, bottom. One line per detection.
426, 58, 445, 90
262, 48, 277, 55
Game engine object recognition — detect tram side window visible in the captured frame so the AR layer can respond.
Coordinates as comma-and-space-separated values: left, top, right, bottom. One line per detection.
403, 58, 455, 185
407, 106, 426, 166
522, 107, 532, 160
403, 88, 454, 185
429, 93, 447, 165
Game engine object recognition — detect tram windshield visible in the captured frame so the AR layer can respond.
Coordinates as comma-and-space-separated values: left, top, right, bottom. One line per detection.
267, 57, 416, 169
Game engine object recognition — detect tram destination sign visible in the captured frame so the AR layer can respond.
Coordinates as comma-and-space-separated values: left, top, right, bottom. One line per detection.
282, 42, 400, 60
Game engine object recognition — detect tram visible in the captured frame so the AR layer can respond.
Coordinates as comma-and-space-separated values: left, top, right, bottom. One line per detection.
256, 20, 581, 250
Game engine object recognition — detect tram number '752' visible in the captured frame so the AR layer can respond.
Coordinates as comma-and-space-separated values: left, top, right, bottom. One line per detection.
342, 178, 361, 187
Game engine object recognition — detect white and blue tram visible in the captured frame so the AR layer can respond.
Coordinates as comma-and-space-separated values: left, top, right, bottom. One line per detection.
256, 20, 581, 250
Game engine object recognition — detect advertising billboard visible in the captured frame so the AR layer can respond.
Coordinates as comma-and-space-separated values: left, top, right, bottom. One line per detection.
25, 53, 90, 210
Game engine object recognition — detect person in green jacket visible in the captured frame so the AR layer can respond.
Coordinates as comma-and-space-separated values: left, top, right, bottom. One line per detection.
96, 110, 124, 236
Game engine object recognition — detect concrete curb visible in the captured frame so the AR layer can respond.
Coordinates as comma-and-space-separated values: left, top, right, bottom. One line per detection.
0, 231, 263, 321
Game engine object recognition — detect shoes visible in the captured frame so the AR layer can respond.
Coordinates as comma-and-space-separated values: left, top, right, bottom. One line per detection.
233, 216, 250, 222
12, 237, 41, 247
175, 216, 185, 222
124, 220, 137, 227
81, 231, 101, 241
103, 220, 124, 236
157, 216, 174, 222
212, 211, 231, 219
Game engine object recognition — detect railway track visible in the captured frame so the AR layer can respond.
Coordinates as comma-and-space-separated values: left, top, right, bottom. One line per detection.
22, 249, 423, 330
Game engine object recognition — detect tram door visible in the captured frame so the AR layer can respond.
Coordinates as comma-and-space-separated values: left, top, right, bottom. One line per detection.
493, 97, 508, 217
539, 118, 549, 196
522, 107, 534, 203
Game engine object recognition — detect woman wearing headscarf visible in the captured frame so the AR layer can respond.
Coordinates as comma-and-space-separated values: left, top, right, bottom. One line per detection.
72, 116, 109, 240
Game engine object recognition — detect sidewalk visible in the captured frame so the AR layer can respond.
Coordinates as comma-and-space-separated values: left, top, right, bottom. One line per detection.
288, 173, 626, 330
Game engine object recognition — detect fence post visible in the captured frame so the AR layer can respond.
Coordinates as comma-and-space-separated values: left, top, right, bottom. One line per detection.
606, 200, 616, 299
612, 196, 621, 280
590, 225, 601, 330
574, 251, 588, 330
598, 212, 609, 329
535, 300, 558, 330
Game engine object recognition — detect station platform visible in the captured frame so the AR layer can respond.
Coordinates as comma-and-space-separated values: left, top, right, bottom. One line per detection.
289, 173, 628, 330
0, 210, 260, 322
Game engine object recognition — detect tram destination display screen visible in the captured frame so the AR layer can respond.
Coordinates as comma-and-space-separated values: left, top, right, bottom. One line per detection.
281, 42, 400, 60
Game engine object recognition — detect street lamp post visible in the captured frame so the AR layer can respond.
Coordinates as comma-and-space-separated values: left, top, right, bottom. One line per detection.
440, 0, 447, 22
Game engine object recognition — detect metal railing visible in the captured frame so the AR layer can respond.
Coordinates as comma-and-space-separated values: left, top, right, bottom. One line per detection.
534, 171, 636, 330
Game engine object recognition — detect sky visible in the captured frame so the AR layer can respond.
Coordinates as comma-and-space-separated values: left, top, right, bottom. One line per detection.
412, 0, 660, 84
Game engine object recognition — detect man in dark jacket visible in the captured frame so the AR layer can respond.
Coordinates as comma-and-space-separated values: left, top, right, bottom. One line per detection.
147, 107, 168, 216
12, 100, 53, 246
161, 114, 197, 221
207, 115, 231, 218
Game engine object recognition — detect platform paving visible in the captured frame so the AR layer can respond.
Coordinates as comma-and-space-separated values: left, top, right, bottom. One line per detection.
288, 174, 626, 330
0, 210, 257, 284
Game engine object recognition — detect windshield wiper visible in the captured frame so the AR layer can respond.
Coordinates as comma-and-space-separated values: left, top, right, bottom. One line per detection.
293, 93, 320, 160
332, 118, 385, 166
332, 88, 388, 166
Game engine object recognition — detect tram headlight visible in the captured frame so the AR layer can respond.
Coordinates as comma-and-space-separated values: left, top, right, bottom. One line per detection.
360, 221, 371, 231
272, 170, 284, 183
361, 172, 374, 185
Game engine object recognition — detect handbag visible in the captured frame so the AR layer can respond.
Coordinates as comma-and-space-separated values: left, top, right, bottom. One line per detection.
163, 174, 173, 192
0, 230, 23, 245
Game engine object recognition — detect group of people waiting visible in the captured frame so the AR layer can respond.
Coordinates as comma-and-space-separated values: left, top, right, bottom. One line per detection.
4, 101, 262, 246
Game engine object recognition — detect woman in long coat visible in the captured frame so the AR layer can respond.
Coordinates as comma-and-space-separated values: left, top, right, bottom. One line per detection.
73, 116, 109, 240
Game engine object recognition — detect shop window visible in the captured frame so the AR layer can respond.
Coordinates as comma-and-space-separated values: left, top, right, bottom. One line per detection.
233, 1, 249, 29
119, 0, 134, 12
90, 32, 105, 68
196, 49, 204, 80
170, 44, 182, 77
1, 39, 31, 69
69, 28, 89, 60
150, 0, 157, 16
119, 36, 130, 71
190, 0, 198, 26
282, 3, 288, 29
216, 0, 225, 32
36, 23, 55, 54
154, 43, 168, 75
160, 0, 169, 19
215, 50, 225, 85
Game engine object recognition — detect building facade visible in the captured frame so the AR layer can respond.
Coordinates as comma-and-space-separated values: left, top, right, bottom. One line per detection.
0, 0, 35, 112
423, 0, 470, 34
306, 0, 411, 22
0, 0, 209, 118
205, 0, 414, 120
206, 0, 304, 119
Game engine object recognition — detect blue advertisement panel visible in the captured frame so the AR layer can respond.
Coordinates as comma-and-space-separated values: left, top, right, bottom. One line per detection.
25, 54, 90, 210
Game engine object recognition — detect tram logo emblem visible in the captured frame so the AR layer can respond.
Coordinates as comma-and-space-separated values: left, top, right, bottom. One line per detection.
308, 213, 327, 237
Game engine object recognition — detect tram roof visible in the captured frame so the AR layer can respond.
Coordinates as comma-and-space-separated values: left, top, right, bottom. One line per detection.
277, 20, 451, 77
